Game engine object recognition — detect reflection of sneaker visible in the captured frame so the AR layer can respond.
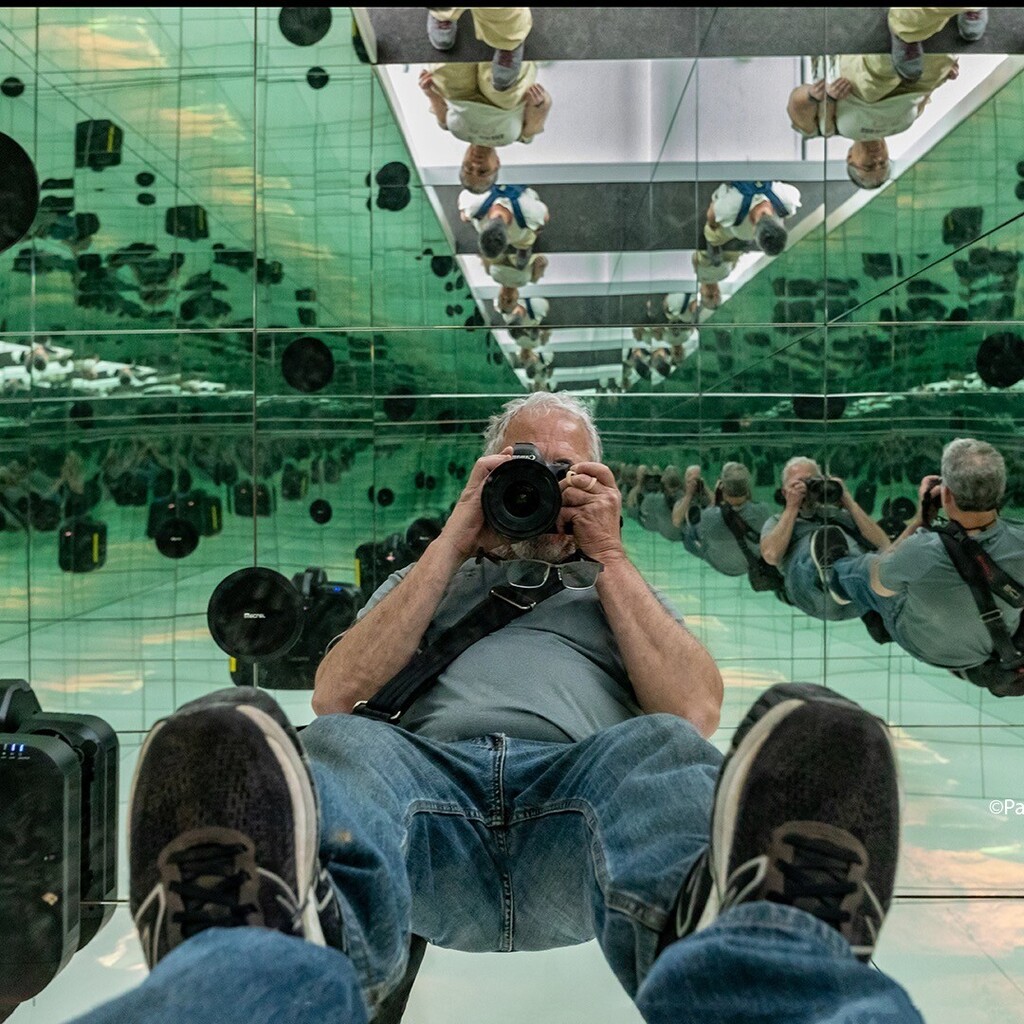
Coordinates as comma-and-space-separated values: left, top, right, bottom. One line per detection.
130, 687, 344, 968
661, 683, 898, 962
426, 12, 457, 51
957, 8, 988, 41
810, 525, 851, 604
492, 43, 524, 92
890, 34, 923, 82
479, 218, 508, 259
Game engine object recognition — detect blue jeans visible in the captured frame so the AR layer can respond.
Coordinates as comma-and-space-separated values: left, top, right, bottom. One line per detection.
680, 523, 704, 559
300, 712, 719, 1010
69, 905, 924, 1024
68, 714, 923, 1023
783, 539, 863, 622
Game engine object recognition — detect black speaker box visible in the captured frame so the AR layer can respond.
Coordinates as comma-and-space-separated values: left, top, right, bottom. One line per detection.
233, 481, 274, 518
58, 517, 107, 573
20, 712, 118, 948
165, 204, 209, 241
74, 119, 123, 171
0, 731, 82, 1011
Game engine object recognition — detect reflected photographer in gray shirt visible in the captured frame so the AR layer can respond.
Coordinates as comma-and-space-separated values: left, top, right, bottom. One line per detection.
820, 438, 1024, 682
673, 462, 774, 578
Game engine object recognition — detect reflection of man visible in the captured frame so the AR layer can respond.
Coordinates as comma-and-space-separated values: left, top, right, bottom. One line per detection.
675, 462, 775, 578
693, 181, 801, 285
785, 6, 984, 191
760, 456, 890, 620
822, 438, 1024, 671
97, 394, 919, 1024
419, 9, 551, 191
459, 183, 548, 265
637, 465, 686, 542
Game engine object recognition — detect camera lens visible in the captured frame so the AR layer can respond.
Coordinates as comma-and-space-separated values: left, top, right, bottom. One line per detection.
504, 481, 540, 517
481, 455, 562, 540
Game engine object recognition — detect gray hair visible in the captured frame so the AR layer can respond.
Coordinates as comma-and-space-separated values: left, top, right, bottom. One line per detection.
846, 162, 890, 191
720, 461, 752, 498
782, 455, 820, 482
483, 392, 602, 462
941, 438, 1005, 511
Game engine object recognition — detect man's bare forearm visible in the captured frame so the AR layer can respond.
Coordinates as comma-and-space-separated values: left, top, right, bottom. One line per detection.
761, 507, 798, 566
595, 555, 722, 737
312, 538, 466, 715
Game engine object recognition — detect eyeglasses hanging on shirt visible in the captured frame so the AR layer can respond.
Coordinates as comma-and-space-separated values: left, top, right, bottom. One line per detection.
476, 550, 604, 590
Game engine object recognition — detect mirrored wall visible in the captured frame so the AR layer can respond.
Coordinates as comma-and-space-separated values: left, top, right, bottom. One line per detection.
2, 7, 1024, 1022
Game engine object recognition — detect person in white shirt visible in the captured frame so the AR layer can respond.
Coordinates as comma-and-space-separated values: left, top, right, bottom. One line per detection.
458, 183, 549, 264
785, 6, 987, 191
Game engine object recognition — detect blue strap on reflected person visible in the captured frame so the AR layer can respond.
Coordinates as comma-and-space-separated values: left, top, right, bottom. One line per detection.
729, 180, 789, 226
473, 184, 528, 229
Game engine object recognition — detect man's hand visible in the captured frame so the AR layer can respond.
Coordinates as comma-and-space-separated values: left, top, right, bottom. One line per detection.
418, 69, 439, 96
918, 474, 942, 509
559, 461, 625, 564
439, 450, 513, 561
784, 476, 808, 511
826, 77, 853, 99
524, 83, 549, 109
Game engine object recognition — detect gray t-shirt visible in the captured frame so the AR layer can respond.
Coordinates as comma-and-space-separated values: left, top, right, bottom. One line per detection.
760, 508, 863, 576
356, 558, 682, 743
877, 520, 1024, 668
640, 491, 683, 542
698, 502, 774, 577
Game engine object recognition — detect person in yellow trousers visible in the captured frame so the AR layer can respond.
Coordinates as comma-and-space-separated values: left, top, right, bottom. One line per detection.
419, 8, 552, 192
787, 8, 986, 191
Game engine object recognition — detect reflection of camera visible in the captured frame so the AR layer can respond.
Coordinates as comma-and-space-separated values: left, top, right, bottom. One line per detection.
229, 568, 360, 690
481, 442, 569, 540
803, 476, 844, 508
642, 473, 663, 494
921, 479, 942, 524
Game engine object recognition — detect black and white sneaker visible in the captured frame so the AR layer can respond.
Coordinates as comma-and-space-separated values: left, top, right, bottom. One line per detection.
660, 684, 898, 962
810, 525, 851, 605
129, 687, 343, 968
716, 683, 897, 961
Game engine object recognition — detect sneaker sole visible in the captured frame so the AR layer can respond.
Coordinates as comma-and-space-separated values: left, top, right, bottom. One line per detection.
129, 702, 325, 947
707, 687, 870, 924
810, 528, 851, 604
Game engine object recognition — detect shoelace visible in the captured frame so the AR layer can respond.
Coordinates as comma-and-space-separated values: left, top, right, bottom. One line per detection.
167, 841, 258, 938
771, 833, 862, 928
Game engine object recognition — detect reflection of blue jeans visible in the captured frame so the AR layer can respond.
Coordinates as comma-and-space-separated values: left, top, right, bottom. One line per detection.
70, 904, 924, 1024
681, 523, 704, 559
783, 538, 863, 622
830, 552, 923, 654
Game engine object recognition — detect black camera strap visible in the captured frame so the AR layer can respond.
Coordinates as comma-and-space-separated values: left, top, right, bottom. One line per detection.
935, 521, 1024, 670
352, 574, 566, 724
719, 502, 783, 579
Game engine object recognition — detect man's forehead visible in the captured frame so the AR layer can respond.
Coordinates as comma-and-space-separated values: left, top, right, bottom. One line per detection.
502, 410, 591, 450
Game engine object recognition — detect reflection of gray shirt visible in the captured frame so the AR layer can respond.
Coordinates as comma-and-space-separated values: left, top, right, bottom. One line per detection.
877, 521, 1024, 668
761, 508, 863, 574
698, 502, 774, 577
356, 558, 683, 743
640, 491, 683, 542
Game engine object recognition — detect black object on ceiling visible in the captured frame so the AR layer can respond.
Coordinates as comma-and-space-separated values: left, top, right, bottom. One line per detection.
1, 76, 24, 97
976, 332, 1024, 389
279, 7, 332, 46
307, 66, 330, 89
0, 132, 39, 255
281, 335, 335, 393
207, 567, 305, 662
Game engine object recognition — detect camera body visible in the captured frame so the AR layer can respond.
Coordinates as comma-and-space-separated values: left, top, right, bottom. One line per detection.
802, 475, 844, 510
481, 442, 570, 540
921, 478, 943, 524
229, 568, 361, 689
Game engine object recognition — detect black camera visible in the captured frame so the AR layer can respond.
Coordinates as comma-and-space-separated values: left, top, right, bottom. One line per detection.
803, 476, 844, 508
229, 568, 361, 690
481, 442, 569, 540
642, 472, 663, 494
921, 479, 942, 524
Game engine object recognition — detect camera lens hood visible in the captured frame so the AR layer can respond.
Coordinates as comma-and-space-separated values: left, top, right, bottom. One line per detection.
481, 456, 562, 540
207, 566, 305, 662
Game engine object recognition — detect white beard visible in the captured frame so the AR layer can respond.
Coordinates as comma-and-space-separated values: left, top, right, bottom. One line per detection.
496, 533, 578, 562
